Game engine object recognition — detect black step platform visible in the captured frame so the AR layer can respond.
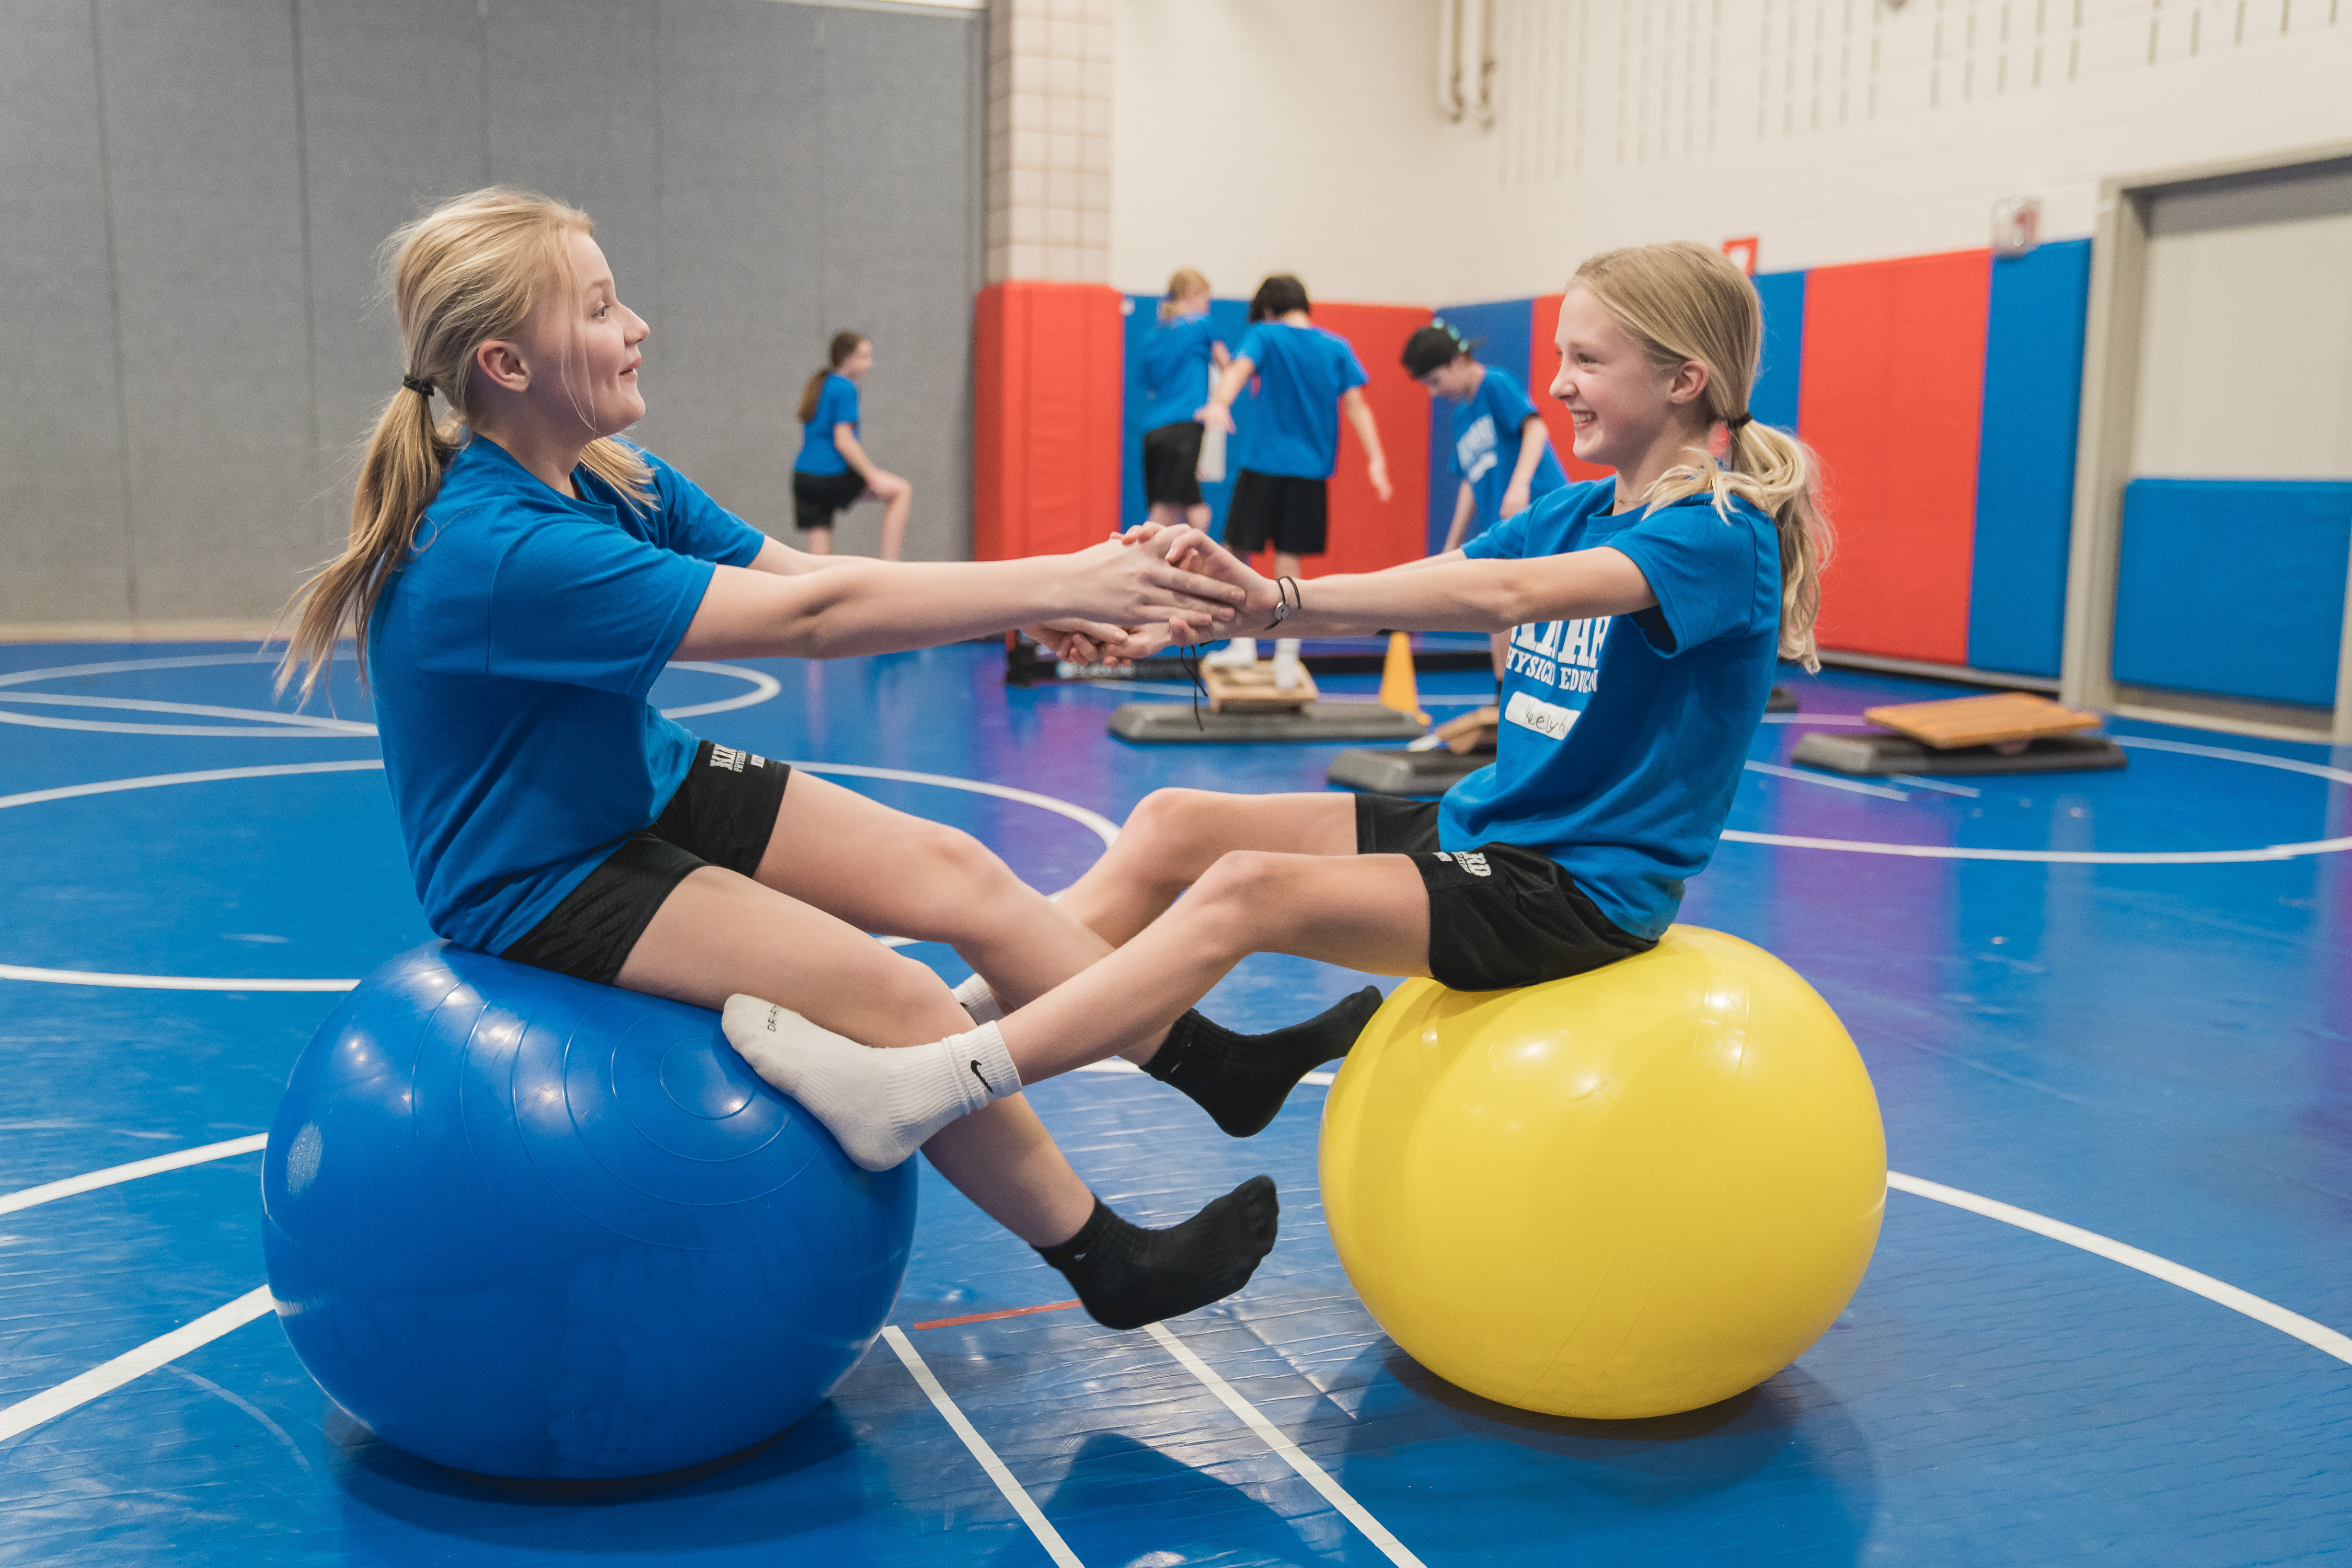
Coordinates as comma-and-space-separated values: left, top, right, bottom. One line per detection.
1325, 746, 1492, 795
1790, 731, 2129, 776
1108, 702, 1429, 745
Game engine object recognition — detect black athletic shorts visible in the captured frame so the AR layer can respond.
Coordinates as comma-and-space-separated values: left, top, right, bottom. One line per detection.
1224, 469, 1327, 557
1142, 421, 1205, 506
793, 469, 866, 531
1355, 794, 1655, 992
502, 741, 791, 985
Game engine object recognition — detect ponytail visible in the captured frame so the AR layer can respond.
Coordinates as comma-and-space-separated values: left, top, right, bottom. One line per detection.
1570, 241, 1833, 671
276, 187, 651, 706
1159, 267, 1210, 322
799, 330, 869, 424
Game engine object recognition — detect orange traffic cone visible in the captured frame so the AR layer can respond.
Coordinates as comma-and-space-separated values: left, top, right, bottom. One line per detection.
1378, 631, 1429, 726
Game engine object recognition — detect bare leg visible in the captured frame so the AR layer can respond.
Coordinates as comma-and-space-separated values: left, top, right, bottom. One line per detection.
1056, 788, 1356, 947
873, 479, 913, 562
1001, 850, 1432, 1082
803, 524, 833, 557
1492, 630, 1509, 682
1147, 500, 1186, 530
1273, 550, 1303, 580
1185, 502, 1212, 533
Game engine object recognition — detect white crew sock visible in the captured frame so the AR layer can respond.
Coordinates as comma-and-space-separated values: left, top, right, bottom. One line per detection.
1205, 637, 1258, 666
720, 995, 1020, 1172
951, 972, 1002, 1024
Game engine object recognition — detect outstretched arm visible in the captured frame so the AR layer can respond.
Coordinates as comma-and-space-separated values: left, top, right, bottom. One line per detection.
1196, 355, 1255, 432
1169, 528, 1653, 639
677, 531, 1242, 661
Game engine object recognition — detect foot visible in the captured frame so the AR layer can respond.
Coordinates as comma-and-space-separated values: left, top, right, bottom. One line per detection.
1143, 986, 1384, 1137
1037, 1178, 1281, 1330
1202, 637, 1259, 667
720, 996, 1018, 1172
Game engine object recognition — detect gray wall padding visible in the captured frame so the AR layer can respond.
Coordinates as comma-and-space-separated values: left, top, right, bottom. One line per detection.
2, 0, 982, 624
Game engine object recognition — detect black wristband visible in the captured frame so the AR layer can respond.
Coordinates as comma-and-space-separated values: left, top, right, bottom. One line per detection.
1264, 574, 1298, 631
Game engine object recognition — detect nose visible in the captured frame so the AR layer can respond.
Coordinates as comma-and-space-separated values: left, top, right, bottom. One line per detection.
625, 305, 650, 345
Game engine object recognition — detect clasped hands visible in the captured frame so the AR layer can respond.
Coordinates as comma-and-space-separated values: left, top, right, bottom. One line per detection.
1021, 524, 1278, 668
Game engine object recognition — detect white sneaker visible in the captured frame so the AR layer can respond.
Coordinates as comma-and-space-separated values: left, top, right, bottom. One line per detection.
1272, 639, 1302, 690
1204, 638, 1259, 667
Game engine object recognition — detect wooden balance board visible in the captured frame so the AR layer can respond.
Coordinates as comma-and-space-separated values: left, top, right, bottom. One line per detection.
1794, 691, 2127, 777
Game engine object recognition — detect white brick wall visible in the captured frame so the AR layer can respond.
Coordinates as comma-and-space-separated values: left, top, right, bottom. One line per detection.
987, 0, 1115, 283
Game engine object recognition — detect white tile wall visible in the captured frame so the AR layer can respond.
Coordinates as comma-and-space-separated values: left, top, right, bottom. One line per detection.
987, 0, 1115, 283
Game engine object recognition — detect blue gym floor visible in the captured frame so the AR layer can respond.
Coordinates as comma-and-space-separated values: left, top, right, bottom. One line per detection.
2, 637, 2348, 1565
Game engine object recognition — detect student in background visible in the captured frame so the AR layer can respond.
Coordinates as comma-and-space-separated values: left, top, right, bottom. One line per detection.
1139, 269, 1229, 534
1198, 274, 1391, 665
1406, 319, 1571, 679
792, 331, 913, 561
1405, 320, 1568, 553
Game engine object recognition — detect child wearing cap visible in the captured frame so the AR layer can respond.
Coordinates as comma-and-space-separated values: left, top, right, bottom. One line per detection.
1404, 320, 1569, 554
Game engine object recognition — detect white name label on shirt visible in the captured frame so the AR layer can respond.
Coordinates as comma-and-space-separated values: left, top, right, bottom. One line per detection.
1504, 690, 1579, 740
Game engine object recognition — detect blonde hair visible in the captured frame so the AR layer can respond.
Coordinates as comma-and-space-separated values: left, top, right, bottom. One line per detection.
1159, 267, 1210, 322
798, 330, 868, 425
276, 187, 652, 704
1570, 241, 1832, 671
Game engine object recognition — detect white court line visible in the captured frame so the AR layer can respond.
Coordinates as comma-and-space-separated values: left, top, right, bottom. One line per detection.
0, 964, 357, 992
1146, 1322, 1427, 1568
1744, 759, 1910, 801
0, 758, 385, 815
1888, 774, 1983, 797
1887, 1172, 2352, 1369
1073, 1058, 1333, 1088
0, 1286, 275, 1446
791, 762, 1121, 849
0, 1134, 267, 1216
881, 1327, 1084, 1568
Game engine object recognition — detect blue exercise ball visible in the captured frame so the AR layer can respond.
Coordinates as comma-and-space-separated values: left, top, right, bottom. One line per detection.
260, 942, 916, 1480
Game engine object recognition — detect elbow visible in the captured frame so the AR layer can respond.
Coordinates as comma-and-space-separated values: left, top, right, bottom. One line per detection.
1477, 578, 1532, 633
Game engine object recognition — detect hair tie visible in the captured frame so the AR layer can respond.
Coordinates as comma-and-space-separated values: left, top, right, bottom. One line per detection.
1726, 411, 1754, 430
401, 375, 434, 397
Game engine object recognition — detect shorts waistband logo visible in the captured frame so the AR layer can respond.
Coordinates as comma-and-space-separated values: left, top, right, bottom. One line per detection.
1434, 850, 1492, 878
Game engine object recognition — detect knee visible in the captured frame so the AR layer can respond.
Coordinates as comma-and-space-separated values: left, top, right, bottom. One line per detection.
1189, 849, 1285, 918
1121, 788, 1219, 872
905, 823, 1025, 924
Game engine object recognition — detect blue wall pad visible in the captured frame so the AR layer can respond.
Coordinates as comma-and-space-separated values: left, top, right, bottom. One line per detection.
1750, 269, 1806, 434
1967, 239, 2091, 678
1120, 295, 1252, 537
2112, 477, 2352, 708
1424, 298, 1537, 554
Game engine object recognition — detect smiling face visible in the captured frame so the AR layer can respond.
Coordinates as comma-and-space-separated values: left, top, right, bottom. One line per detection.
1548, 283, 1719, 481
506, 230, 648, 438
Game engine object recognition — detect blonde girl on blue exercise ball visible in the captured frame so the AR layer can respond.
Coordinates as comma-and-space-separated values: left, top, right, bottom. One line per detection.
272, 186, 1383, 1333
720, 240, 1835, 1173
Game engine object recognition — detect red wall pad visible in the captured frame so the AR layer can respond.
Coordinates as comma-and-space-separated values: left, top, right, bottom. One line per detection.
1532, 294, 1615, 486
1286, 303, 1432, 577
1798, 251, 1990, 665
973, 281, 1125, 561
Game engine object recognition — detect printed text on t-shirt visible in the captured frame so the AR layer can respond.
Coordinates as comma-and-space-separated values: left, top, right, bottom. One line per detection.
1505, 616, 1610, 694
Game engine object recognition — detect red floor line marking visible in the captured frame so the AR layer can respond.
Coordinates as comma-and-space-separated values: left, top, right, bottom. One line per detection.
910, 1300, 1083, 1331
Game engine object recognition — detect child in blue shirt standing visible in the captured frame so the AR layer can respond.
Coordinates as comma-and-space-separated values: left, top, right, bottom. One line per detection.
1404, 320, 1570, 552
793, 331, 913, 561
723, 241, 1837, 1172
1199, 274, 1392, 665
1138, 268, 1229, 535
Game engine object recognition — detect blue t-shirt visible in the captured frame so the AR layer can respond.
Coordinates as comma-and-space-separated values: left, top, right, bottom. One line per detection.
369, 436, 769, 954
1451, 366, 1567, 534
1440, 479, 1782, 940
795, 374, 860, 475
1140, 313, 1218, 432
1232, 322, 1369, 479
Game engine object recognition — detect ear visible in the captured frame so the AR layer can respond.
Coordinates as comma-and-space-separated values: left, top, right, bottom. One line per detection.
475, 338, 532, 393
1665, 357, 1712, 408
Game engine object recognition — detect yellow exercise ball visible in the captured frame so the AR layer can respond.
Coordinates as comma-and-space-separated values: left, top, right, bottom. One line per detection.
1321, 925, 1885, 1420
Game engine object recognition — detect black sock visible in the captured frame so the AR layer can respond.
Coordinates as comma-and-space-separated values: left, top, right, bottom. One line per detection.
1143, 986, 1383, 1137
1036, 1178, 1280, 1332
